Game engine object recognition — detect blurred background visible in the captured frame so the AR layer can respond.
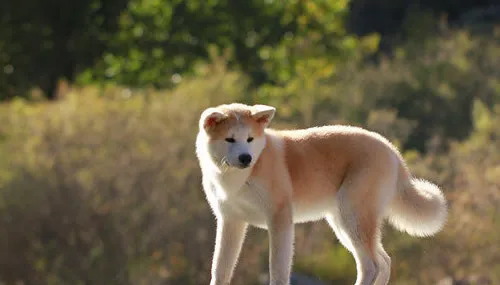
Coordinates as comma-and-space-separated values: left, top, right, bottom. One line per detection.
0, 0, 499, 284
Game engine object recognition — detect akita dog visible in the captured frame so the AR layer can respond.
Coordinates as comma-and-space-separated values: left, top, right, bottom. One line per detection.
195, 103, 447, 285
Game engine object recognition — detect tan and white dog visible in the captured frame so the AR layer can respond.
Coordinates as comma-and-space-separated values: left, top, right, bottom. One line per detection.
195, 103, 447, 285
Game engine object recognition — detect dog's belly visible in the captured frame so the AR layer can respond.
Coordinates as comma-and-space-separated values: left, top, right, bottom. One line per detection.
238, 204, 331, 230
215, 178, 336, 229
292, 198, 335, 224
218, 195, 334, 230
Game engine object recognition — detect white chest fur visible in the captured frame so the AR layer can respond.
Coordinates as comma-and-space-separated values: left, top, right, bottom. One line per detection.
202, 169, 334, 229
203, 171, 272, 229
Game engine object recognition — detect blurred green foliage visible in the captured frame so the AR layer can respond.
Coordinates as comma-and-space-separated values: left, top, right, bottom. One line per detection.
0, 65, 253, 285
81, 0, 381, 90
1, 28, 500, 284
1, 0, 500, 284
2, 0, 497, 99
0, 0, 129, 100
1, 0, 377, 98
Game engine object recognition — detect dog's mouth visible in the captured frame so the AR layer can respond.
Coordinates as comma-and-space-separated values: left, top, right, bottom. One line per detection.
220, 158, 251, 170
227, 162, 251, 169
235, 163, 251, 169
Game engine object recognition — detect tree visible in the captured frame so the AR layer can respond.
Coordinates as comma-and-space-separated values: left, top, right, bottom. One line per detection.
0, 0, 128, 100
83, 0, 379, 90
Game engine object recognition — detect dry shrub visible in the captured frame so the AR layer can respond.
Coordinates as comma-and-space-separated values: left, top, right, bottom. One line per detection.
1, 30, 500, 285
0, 67, 266, 285
386, 101, 500, 285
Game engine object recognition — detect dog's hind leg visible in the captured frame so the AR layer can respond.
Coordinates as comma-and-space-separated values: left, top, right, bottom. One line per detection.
325, 173, 396, 285
325, 207, 379, 285
374, 242, 391, 285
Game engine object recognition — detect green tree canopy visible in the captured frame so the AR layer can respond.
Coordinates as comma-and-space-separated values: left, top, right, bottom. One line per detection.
0, 0, 128, 100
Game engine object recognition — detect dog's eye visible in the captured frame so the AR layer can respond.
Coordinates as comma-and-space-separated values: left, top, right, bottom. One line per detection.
247, 137, 254, 143
225, 138, 236, 143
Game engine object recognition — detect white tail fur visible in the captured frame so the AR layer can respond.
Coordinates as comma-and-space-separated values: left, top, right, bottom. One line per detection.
387, 172, 448, 237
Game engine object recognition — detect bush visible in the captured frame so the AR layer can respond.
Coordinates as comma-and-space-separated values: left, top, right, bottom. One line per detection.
255, 29, 500, 153
1, 29, 500, 285
0, 66, 260, 285
333, 29, 500, 152
381, 100, 500, 285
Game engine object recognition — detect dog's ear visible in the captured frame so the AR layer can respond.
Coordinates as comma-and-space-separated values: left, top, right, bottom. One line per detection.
252, 104, 276, 127
200, 108, 227, 130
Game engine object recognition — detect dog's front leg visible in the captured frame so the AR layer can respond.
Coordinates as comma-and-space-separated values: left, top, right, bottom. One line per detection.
268, 202, 294, 285
210, 219, 247, 285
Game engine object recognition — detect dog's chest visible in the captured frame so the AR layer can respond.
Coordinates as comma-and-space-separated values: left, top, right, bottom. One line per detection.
216, 180, 271, 228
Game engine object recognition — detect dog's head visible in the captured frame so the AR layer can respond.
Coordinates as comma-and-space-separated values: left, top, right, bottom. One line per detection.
197, 103, 276, 170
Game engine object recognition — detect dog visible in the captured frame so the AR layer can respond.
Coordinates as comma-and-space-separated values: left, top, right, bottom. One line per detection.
195, 103, 447, 285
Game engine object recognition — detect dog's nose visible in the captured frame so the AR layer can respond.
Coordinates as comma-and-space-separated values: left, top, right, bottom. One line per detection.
238, 153, 252, 166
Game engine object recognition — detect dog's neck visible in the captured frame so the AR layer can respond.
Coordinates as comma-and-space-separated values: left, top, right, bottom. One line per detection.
209, 166, 252, 200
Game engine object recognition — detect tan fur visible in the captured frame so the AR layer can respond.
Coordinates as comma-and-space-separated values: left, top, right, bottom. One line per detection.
196, 103, 448, 285
205, 109, 264, 140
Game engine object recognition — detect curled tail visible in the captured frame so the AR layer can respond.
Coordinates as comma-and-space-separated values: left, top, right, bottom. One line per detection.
387, 164, 448, 237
